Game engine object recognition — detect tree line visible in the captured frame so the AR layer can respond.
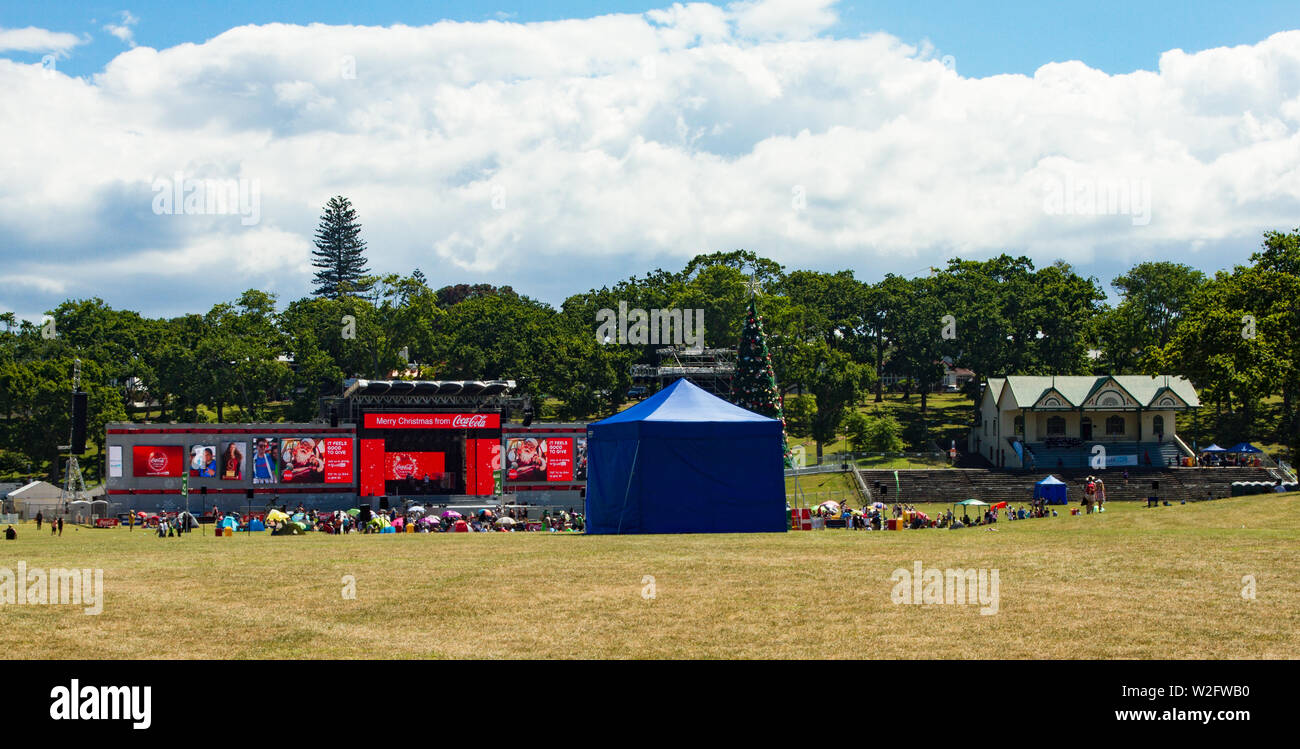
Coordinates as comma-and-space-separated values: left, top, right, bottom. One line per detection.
2, 198, 1296, 481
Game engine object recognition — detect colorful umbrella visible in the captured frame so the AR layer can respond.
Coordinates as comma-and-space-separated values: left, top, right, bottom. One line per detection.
441, 510, 462, 519
266, 509, 290, 524
346, 508, 361, 517
495, 516, 516, 526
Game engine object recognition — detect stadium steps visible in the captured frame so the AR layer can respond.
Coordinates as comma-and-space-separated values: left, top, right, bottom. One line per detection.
849, 466, 1278, 505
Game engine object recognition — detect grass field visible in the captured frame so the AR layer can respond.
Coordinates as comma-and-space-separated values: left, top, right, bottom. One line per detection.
2, 494, 1297, 659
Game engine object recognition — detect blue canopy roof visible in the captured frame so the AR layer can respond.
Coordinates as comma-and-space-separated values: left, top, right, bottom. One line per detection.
597, 378, 776, 425
591, 378, 780, 440
1201, 444, 1227, 452
1228, 442, 1262, 453
1036, 475, 1067, 485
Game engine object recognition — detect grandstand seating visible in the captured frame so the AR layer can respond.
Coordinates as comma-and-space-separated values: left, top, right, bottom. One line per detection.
1023, 441, 1183, 470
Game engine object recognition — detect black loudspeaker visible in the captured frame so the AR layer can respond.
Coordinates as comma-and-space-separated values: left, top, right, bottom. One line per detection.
522, 406, 534, 427
501, 406, 512, 423
201, 486, 208, 496
379, 496, 389, 510
70, 391, 87, 455
330, 406, 339, 428
246, 489, 254, 500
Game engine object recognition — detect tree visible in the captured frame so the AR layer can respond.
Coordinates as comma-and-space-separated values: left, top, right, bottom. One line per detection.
846, 411, 904, 453
1095, 262, 1205, 373
311, 196, 372, 298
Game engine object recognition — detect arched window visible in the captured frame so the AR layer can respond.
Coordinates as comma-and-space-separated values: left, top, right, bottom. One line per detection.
1106, 415, 1126, 435
1152, 415, 1165, 437
1046, 416, 1066, 436
1014, 415, 1024, 436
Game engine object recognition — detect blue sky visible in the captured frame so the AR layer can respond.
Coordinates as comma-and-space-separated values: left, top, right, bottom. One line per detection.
1, 1, 1298, 319
9, 1, 1298, 80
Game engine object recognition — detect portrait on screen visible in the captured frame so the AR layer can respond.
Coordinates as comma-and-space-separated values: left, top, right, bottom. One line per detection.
189, 444, 218, 478
281, 436, 326, 483
252, 437, 280, 484
220, 441, 246, 481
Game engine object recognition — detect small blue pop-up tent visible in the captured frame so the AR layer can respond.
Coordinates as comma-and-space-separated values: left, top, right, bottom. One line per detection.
585, 378, 787, 534
1033, 475, 1069, 505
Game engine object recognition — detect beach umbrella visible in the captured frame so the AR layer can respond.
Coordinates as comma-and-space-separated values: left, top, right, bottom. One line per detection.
496, 516, 516, 527
266, 509, 290, 523
406, 505, 426, 516
290, 512, 306, 524
478, 509, 494, 519
417, 516, 436, 526
441, 510, 462, 519
817, 501, 840, 514
346, 508, 361, 517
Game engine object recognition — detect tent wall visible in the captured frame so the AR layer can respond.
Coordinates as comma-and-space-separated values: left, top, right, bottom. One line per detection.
586, 429, 786, 535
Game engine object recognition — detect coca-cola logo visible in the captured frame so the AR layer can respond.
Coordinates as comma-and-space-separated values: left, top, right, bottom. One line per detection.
148, 450, 169, 473
452, 414, 489, 428
392, 454, 418, 479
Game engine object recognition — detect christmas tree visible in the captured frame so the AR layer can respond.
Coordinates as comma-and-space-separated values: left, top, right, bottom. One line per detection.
732, 295, 792, 464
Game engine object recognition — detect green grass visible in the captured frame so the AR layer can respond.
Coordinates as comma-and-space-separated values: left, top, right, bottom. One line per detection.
1, 493, 1296, 659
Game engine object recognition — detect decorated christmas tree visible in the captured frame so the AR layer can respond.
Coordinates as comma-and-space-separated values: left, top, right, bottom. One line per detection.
732, 295, 792, 465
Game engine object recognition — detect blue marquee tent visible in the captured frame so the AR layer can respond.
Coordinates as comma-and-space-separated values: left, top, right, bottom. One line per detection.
585, 378, 787, 535
1033, 474, 1069, 505
1228, 442, 1262, 454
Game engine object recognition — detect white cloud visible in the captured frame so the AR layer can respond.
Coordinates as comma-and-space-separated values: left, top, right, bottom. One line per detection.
0, 26, 85, 55
0, 0, 1298, 317
104, 10, 139, 48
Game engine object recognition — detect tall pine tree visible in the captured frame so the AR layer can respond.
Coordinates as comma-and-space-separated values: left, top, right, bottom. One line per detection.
311, 196, 372, 298
733, 295, 792, 464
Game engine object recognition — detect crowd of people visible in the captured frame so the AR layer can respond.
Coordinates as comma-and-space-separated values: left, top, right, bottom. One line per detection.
205, 503, 585, 535
809, 497, 1065, 531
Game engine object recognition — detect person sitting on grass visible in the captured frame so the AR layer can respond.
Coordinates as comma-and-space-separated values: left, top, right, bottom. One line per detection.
4, 525, 15, 540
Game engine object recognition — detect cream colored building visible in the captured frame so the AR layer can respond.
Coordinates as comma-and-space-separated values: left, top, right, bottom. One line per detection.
969, 375, 1200, 469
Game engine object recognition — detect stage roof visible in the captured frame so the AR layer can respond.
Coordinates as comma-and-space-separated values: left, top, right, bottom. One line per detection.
341, 379, 516, 398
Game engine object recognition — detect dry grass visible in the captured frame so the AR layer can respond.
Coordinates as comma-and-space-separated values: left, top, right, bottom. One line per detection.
2, 494, 1297, 659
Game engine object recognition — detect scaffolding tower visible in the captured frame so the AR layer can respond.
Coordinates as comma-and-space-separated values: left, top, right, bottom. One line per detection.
631, 347, 737, 398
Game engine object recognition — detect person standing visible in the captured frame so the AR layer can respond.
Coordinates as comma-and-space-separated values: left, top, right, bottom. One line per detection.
35, 511, 43, 531
58, 516, 65, 536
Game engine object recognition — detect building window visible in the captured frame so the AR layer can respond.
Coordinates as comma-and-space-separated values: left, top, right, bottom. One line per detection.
1046, 416, 1066, 436
1153, 415, 1165, 438
1106, 415, 1126, 435
1014, 415, 1024, 437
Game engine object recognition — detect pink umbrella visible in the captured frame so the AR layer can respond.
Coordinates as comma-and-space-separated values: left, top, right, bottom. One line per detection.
391, 516, 405, 530
440, 510, 462, 519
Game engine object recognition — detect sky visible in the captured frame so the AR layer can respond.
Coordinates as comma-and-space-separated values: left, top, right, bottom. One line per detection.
1, 0, 1298, 319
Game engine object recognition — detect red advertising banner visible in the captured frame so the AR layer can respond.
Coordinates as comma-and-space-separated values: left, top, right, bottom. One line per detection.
360, 439, 385, 497
364, 413, 500, 430
546, 438, 573, 482
468, 438, 500, 495
322, 438, 354, 483
385, 452, 445, 481
95, 518, 120, 528
132, 445, 185, 477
